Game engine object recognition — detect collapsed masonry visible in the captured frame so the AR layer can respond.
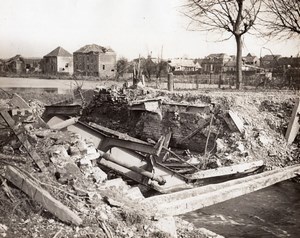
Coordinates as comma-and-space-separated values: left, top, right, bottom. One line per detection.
82, 86, 299, 171
0, 94, 194, 238
0, 88, 299, 238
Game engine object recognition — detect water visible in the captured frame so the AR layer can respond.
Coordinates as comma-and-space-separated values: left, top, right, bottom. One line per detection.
181, 180, 300, 238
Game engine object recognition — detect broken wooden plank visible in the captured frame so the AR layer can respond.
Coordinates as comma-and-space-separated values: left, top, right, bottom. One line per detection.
5, 166, 82, 225
144, 164, 300, 216
186, 160, 264, 180
1, 111, 46, 172
224, 110, 244, 133
285, 98, 300, 144
160, 132, 171, 149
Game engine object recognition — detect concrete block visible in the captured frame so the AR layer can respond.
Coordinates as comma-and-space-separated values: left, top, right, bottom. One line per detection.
92, 167, 107, 183
104, 178, 129, 192
125, 186, 144, 200
153, 216, 177, 238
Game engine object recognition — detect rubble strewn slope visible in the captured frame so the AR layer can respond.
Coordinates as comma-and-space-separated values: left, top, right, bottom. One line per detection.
0, 87, 299, 238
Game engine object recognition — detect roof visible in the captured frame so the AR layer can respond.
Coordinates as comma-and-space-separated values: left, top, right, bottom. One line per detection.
262, 55, 281, 61
224, 61, 236, 67
206, 53, 228, 59
6, 55, 24, 63
169, 58, 201, 68
74, 44, 115, 54
45, 47, 72, 57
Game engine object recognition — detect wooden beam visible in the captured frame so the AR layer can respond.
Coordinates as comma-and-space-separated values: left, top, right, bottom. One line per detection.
5, 166, 82, 226
285, 98, 300, 144
144, 164, 300, 216
186, 160, 264, 180
1, 111, 46, 172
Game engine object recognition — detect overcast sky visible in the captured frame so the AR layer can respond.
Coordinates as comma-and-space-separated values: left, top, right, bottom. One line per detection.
0, 0, 299, 60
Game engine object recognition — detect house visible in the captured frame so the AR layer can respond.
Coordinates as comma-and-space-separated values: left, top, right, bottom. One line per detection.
278, 57, 300, 69
73, 44, 116, 77
42, 46, 73, 75
223, 60, 263, 73
0, 55, 42, 74
168, 58, 201, 72
0, 59, 6, 73
223, 61, 236, 72
201, 53, 231, 73
5, 55, 25, 74
260, 54, 281, 69
243, 53, 260, 67
23, 57, 42, 73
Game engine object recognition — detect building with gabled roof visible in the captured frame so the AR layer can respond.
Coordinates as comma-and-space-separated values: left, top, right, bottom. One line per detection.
260, 54, 281, 69
5, 55, 25, 74
168, 58, 201, 72
242, 53, 260, 67
201, 53, 232, 73
73, 44, 116, 77
42, 46, 73, 75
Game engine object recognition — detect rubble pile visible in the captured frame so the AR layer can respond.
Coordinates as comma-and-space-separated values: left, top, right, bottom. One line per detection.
83, 87, 130, 133
0, 93, 216, 238
0, 88, 299, 237
83, 87, 300, 170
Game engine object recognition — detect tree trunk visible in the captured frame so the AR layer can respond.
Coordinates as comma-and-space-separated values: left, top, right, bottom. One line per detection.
235, 35, 243, 89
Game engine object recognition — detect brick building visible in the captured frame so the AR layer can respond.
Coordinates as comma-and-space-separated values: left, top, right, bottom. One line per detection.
73, 44, 116, 78
242, 53, 260, 67
201, 53, 232, 73
42, 46, 73, 75
260, 54, 281, 69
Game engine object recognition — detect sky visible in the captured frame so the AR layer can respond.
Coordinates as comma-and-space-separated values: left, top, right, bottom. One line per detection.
0, 0, 299, 60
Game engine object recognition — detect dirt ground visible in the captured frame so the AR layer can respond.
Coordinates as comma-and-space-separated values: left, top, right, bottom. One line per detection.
0, 86, 299, 238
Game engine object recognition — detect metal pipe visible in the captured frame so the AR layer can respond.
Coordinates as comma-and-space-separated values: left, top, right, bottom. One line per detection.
98, 151, 166, 185
50, 117, 79, 130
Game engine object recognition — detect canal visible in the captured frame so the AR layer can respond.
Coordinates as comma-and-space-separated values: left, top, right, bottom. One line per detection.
181, 180, 300, 237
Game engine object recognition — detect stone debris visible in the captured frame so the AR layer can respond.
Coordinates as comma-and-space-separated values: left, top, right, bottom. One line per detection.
0, 88, 299, 238
0, 224, 8, 237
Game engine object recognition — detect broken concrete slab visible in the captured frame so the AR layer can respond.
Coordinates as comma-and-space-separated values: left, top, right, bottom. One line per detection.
92, 167, 107, 183
105, 197, 124, 208
125, 187, 145, 201
186, 160, 264, 180
103, 178, 130, 193
5, 166, 82, 226
153, 216, 177, 238
144, 164, 300, 216
224, 110, 244, 133
285, 98, 300, 144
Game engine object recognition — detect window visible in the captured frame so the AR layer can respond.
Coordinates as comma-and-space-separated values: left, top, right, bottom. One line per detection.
103, 65, 105, 70
65, 63, 69, 68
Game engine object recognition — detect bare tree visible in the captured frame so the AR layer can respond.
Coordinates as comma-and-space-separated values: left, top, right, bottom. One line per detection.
261, 0, 300, 39
184, 0, 261, 89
